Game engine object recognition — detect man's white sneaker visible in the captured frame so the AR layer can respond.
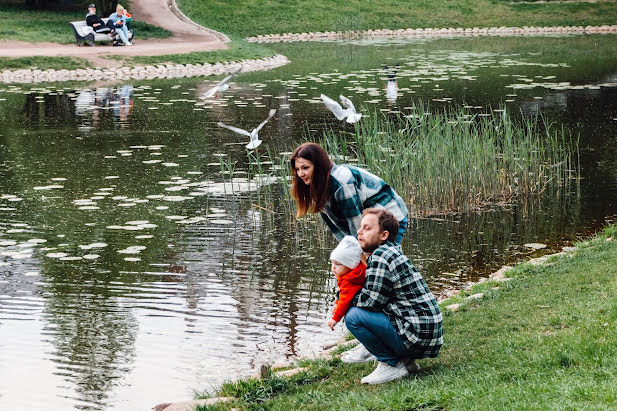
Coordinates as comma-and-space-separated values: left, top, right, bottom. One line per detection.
360, 361, 409, 384
340, 344, 376, 363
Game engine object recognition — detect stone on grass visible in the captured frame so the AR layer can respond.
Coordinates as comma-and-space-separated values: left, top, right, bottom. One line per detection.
446, 289, 461, 298
446, 303, 461, 312
153, 397, 233, 411
271, 361, 293, 370
467, 293, 484, 300
529, 256, 550, 265
275, 367, 308, 377
339, 338, 359, 348
489, 265, 513, 281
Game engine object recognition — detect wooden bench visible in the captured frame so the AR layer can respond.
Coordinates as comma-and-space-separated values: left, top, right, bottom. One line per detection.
69, 18, 133, 46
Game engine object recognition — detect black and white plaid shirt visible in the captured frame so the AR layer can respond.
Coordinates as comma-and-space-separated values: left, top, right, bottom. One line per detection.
354, 241, 443, 358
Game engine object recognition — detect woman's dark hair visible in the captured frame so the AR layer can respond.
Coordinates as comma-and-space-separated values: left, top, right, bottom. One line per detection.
290, 142, 333, 217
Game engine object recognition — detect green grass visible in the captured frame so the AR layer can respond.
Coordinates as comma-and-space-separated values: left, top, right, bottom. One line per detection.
0, 4, 171, 44
326, 106, 577, 215
109, 39, 276, 66
0, 56, 92, 70
196, 224, 617, 410
178, 0, 617, 37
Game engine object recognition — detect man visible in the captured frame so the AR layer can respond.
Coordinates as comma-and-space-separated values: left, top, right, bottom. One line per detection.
86, 4, 115, 36
341, 208, 443, 384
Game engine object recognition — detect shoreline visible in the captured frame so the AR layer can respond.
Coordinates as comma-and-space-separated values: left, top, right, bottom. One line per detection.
245, 24, 617, 43
0, 54, 289, 84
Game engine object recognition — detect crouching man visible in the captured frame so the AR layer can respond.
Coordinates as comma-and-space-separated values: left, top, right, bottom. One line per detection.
341, 208, 443, 384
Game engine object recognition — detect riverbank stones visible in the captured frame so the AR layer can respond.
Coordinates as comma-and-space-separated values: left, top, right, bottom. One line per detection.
245, 25, 617, 43
1, 54, 289, 84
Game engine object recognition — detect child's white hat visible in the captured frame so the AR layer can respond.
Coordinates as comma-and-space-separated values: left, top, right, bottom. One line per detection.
330, 236, 362, 269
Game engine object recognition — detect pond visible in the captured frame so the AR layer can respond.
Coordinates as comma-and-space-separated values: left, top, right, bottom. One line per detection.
1, 35, 616, 410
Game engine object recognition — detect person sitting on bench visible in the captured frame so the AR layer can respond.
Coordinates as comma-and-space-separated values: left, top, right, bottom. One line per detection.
108, 4, 132, 46
86, 4, 115, 36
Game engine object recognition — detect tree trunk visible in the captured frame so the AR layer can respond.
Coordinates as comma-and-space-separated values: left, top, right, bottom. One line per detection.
98, 0, 118, 17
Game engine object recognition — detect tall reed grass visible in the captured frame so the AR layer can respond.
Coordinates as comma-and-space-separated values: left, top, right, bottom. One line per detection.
225, 104, 578, 219
319, 104, 577, 215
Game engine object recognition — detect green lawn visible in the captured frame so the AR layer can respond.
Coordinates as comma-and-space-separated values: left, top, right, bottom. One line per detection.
0, 4, 170, 44
109, 39, 275, 66
178, 0, 617, 37
197, 224, 617, 410
0, 39, 273, 71
0, 56, 92, 70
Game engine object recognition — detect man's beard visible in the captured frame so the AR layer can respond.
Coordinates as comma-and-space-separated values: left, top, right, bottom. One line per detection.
361, 238, 381, 254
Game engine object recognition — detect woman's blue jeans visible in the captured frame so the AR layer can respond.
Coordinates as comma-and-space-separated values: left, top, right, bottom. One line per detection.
114, 23, 130, 44
345, 306, 416, 366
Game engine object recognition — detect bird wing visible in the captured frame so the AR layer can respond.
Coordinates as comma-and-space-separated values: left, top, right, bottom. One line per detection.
201, 74, 234, 99
253, 108, 277, 133
321, 94, 346, 120
339, 95, 357, 114
217, 122, 252, 138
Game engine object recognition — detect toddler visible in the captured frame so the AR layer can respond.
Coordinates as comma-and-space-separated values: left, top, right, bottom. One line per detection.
328, 236, 366, 330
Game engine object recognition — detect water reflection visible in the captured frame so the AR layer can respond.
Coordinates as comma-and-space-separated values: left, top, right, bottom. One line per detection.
1, 35, 617, 410
383, 64, 399, 104
42, 273, 137, 410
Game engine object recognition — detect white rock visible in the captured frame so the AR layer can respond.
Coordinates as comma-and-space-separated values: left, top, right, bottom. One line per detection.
524, 243, 547, 250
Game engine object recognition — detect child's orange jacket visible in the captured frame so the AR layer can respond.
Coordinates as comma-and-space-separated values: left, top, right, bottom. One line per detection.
332, 262, 366, 322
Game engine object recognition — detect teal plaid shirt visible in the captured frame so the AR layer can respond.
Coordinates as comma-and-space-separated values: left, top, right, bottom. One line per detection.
354, 241, 443, 357
320, 164, 408, 241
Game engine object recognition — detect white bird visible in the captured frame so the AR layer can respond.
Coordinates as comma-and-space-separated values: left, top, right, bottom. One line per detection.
201, 71, 238, 99
217, 109, 277, 150
320, 94, 362, 123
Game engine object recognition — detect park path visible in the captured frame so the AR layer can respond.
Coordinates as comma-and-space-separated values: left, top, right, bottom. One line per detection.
0, 0, 229, 67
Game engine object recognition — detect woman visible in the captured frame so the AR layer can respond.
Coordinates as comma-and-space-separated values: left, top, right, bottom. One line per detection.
108, 4, 132, 46
290, 142, 408, 243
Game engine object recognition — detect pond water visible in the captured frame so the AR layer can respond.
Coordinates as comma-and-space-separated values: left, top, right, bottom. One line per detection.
1, 35, 616, 410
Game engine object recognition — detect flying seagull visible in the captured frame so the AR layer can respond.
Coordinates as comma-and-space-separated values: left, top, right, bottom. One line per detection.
320, 94, 362, 123
201, 70, 239, 99
217, 109, 277, 150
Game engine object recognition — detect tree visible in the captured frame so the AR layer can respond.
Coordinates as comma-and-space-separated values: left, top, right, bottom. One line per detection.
97, 0, 119, 17
21, 0, 117, 15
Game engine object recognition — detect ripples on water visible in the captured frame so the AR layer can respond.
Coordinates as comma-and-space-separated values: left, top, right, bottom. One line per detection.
1, 35, 617, 409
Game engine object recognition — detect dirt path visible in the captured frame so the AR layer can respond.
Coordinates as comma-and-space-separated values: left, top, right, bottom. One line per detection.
0, 0, 229, 68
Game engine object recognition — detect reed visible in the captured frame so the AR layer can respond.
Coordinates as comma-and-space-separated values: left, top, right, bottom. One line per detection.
319, 104, 577, 216
220, 104, 577, 222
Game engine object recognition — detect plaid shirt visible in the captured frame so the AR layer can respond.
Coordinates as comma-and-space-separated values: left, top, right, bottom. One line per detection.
353, 241, 443, 357
320, 164, 408, 241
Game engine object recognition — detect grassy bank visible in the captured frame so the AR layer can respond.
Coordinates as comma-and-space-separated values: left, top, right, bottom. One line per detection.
0, 4, 171, 44
0, 56, 93, 71
108, 39, 276, 67
196, 224, 617, 410
0, 38, 273, 72
178, 0, 617, 37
